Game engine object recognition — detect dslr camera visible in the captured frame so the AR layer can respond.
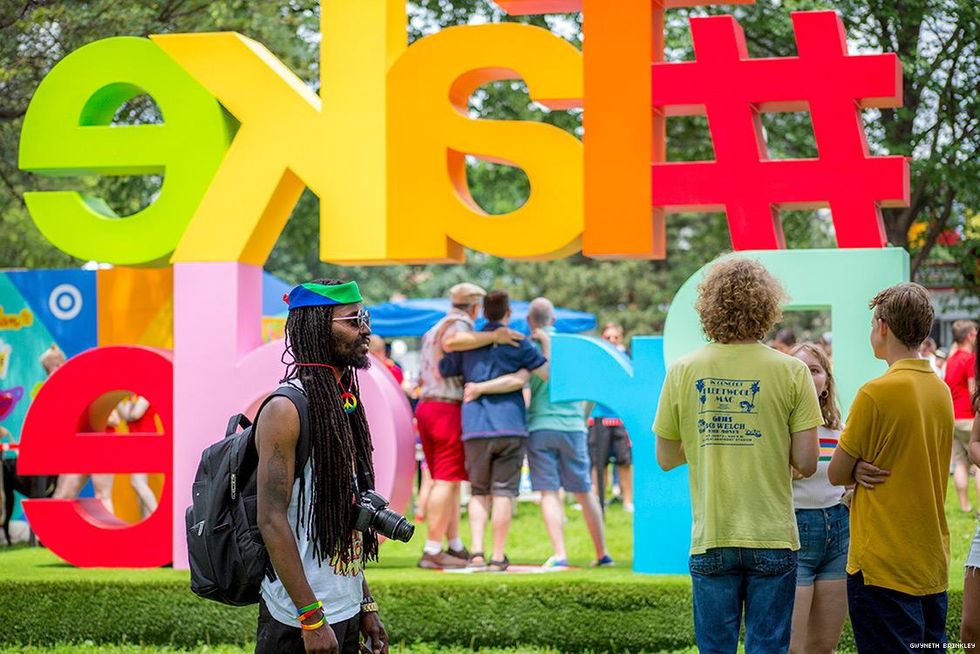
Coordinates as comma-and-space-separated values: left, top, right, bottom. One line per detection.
353, 490, 415, 542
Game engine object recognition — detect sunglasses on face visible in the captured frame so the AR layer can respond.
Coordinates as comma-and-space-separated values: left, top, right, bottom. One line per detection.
333, 308, 371, 331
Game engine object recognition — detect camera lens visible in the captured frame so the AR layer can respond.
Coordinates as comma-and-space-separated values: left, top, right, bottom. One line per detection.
371, 509, 415, 543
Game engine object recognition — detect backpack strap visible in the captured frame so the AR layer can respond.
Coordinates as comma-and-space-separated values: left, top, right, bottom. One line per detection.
248, 382, 310, 479
226, 413, 252, 438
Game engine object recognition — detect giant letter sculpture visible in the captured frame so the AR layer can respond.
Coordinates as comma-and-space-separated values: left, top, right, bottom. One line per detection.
663, 248, 910, 414
549, 335, 688, 574
154, 2, 405, 265
387, 23, 583, 262
18, 38, 232, 265
18, 347, 173, 567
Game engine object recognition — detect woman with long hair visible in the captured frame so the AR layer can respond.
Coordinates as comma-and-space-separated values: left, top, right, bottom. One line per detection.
789, 343, 849, 654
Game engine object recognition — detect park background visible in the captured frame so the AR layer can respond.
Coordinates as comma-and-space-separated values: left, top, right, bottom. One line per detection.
0, 0, 978, 652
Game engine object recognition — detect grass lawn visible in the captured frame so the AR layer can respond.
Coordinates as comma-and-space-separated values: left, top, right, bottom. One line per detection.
0, 476, 975, 652
0, 647, 708, 654
0, 500, 649, 587
3, 473, 974, 588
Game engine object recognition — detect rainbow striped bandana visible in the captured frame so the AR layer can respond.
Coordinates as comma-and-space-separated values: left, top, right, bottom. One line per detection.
283, 281, 363, 310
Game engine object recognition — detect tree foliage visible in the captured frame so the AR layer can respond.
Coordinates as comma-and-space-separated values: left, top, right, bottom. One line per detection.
1, 0, 975, 336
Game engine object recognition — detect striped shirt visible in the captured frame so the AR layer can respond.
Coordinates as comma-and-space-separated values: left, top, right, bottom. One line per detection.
793, 426, 846, 509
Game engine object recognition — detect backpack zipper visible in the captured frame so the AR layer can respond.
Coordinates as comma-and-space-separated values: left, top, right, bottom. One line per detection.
230, 473, 237, 500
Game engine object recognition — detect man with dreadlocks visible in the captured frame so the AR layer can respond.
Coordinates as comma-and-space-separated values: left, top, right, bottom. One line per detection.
256, 279, 388, 654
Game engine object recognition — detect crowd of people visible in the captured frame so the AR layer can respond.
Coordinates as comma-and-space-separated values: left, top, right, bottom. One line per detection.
1, 265, 975, 653
652, 259, 976, 653
374, 262, 976, 653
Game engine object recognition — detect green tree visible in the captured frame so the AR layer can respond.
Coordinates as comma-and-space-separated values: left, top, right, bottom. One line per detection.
0, 0, 320, 268
2, 0, 974, 333
720, 0, 978, 286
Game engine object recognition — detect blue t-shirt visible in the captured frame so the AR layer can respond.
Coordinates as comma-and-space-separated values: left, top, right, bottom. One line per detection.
438, 322, 547, 440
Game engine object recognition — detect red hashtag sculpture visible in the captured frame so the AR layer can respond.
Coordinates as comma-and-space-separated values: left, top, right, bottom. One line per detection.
652, 11, 909, 251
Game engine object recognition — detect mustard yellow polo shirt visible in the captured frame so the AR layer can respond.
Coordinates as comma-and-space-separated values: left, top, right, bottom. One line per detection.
839, 359, 954, 596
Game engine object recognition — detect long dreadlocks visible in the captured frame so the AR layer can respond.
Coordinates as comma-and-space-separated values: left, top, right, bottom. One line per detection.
280, 279, 379, 566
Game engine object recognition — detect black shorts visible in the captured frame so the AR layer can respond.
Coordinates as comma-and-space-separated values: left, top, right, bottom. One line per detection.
256, 598, 360, 654
464, 436, 525, 497
588, 423, 632, 467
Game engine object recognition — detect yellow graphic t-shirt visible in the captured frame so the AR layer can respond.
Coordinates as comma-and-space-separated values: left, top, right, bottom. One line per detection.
839, 359, 954, 596
653, 343, 824, 554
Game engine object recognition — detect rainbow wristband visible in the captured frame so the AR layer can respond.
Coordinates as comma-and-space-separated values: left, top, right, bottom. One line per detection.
298, 607, 324, 624
300, 616, 326, 631
297, 600, 323, 616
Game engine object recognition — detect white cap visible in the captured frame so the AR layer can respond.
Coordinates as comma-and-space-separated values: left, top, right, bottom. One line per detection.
449, 282, 486, 305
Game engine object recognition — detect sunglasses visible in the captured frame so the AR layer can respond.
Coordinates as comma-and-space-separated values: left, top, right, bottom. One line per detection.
332, 308, 371, 331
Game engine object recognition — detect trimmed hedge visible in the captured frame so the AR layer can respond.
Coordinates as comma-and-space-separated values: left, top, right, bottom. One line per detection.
0, 577, 965, 650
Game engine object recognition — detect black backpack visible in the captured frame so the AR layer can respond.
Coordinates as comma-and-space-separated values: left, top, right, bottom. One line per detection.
186, 383, 310, 606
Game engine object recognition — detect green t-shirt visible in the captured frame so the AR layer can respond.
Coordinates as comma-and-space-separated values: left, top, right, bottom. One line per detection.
652, 343, 823, 555
527, 329, 586, 433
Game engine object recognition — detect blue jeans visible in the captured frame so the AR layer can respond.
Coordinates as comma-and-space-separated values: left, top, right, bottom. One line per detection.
847, 571, 948, 653
689, 547, 798, 653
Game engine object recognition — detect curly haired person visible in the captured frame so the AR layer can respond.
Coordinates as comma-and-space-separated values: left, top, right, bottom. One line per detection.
828, 283, 954, 652
654, 257, 822, 653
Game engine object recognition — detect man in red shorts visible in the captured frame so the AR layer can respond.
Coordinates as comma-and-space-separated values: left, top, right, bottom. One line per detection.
415, 283, 523, 569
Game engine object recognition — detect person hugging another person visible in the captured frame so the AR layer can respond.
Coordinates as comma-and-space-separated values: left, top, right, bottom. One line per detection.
524, 297, 612, 569
788, 343, 850, 654
440, 290, 548, 571
414, 283, 524, 570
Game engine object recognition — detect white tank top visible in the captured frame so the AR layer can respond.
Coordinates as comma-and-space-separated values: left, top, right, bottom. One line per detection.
260, 459, 364, 626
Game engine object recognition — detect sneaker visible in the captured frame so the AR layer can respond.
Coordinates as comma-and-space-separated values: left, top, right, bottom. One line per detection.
592, 554, 615, 568
542, 556, 569, 569
447, 545, 471, 561
624, 502, 634, 514
418, 550, 469, 570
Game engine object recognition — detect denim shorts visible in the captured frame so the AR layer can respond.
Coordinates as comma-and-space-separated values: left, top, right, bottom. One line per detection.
527, 430, 591, 493
795, 503, 849, 586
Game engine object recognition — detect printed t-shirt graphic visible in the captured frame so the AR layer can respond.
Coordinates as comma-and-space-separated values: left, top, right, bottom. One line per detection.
695, 377, 763, 445
653, 343, 823, 555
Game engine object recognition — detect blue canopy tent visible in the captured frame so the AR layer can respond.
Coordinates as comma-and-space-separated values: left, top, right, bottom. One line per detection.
262, 271, 292, 318
261, 273, 596, 337
366, 298, 595, 338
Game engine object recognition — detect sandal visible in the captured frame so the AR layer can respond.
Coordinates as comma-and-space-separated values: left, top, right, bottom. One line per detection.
487, 555, 510, 572
468, 552, 487, 569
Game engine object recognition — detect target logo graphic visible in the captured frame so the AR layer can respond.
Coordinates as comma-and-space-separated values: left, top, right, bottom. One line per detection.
49, 284, 83, 321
